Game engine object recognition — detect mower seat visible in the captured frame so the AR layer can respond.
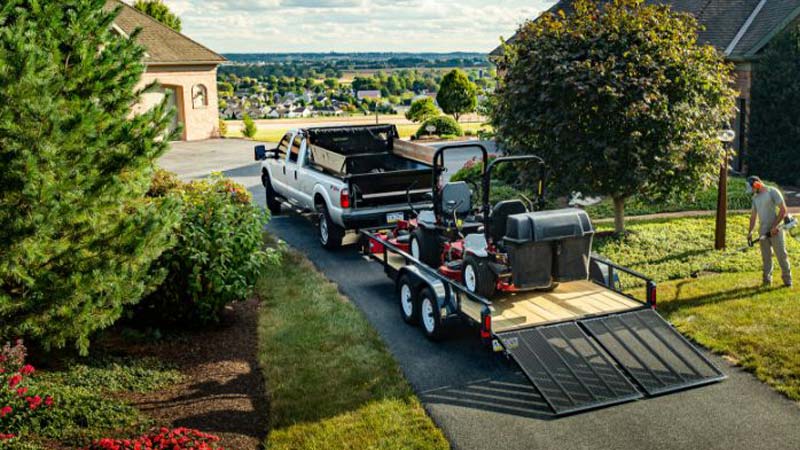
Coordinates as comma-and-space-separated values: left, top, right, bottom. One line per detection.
490, 200, 527, 243
441, 182, 472, 216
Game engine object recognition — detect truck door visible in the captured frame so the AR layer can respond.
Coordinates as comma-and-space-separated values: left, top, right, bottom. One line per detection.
294, 137, 316, 209
269, 132, 293, 197
284, 133, 312, 208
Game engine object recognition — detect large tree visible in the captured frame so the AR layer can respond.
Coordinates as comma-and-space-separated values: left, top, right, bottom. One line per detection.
491, 0, 736, 233
438, 69, 477, 121
0, 0, 180, 352
134, 0, 182, 33
748, 24, 800, 185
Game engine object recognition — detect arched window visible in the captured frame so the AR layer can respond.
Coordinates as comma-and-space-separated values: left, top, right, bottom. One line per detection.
192, 84, 208, 109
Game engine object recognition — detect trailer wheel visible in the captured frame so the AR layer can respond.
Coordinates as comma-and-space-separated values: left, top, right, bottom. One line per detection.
419, 287, 443, 341
318, 204, 344, 250
464, 255, 496, 298
397, 275, 419, 325
262, 173, 282, 216
411, 228, 441, 267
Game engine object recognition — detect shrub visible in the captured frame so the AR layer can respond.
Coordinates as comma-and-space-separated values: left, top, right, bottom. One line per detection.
218, 119, 228, 138
437, 69, 477, 121
0, 0, 181, 354
147, 169, 182, 198
415, 116, 463, 139
0, 341, 55, 443
242, 114, 257, 138
404, 97, 439, 123
89, 428, 223, 450
139, 173, 277, 325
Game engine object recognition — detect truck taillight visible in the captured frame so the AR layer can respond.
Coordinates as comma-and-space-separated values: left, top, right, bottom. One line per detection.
647, 281, 657, 309
340, 189, 350, 209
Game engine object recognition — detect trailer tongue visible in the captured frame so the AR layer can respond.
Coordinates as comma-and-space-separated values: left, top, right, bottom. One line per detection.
362, 229, 726, 416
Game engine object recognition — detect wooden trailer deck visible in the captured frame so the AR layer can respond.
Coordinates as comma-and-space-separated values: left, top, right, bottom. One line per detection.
461, 280, 641, 332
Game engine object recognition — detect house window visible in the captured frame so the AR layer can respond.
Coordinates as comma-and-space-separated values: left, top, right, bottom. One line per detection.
192, 84, 208, 109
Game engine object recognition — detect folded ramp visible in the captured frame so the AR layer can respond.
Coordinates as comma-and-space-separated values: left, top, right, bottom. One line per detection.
497, 322, 643, 415
580, 309, 726, 396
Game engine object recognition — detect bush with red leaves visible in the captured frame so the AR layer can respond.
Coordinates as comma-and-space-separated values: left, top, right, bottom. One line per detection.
88, 427, 224, 450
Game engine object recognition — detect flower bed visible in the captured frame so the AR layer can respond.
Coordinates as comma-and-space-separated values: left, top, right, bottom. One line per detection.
0, 341, 54, 443
89, 427, 223, 450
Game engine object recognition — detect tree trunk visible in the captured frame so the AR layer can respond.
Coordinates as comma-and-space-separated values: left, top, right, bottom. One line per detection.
613, 196, 626, 235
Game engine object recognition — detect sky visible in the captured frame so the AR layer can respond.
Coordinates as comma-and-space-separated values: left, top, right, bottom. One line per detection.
146, 0, 556, 54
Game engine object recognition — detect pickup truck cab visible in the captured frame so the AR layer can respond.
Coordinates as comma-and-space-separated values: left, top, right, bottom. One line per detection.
255, 124, 434, 249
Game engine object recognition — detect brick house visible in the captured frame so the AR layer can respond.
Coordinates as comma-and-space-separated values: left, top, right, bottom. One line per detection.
106, 0, 226, 141
491, 0, 800, 172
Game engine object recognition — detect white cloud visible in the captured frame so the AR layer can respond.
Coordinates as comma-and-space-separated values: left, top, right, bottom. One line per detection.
152, 0, 556, 53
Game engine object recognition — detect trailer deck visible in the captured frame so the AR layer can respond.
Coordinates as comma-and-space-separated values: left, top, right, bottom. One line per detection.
362, 229, 726, 416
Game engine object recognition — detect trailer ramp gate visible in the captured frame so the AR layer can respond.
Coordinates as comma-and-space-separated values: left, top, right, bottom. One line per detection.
497, 310, 725, 416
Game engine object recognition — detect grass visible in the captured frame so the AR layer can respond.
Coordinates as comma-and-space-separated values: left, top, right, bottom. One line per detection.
256, 245, 449, 450
593, 214, 800, 401
657, 273, 800, 400
225, 120, 489, 142
594, 214, 800, 282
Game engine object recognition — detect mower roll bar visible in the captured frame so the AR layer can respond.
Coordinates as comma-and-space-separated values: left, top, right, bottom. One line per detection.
481, 155, 547, 241
431, 143, 489, 218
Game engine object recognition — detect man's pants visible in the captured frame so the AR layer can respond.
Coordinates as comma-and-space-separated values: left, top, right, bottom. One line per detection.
760, 230, 792, 286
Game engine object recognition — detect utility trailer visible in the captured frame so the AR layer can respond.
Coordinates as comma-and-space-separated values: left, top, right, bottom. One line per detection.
361, 229, 726, 416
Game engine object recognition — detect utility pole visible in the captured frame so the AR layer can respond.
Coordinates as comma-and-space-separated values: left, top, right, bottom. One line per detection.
715, 129, 736, 250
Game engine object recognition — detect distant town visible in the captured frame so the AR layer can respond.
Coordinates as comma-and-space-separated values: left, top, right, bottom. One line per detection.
217, 52, 495, 120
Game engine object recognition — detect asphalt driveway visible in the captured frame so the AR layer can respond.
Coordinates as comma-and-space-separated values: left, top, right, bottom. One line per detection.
162, 138, 800, 450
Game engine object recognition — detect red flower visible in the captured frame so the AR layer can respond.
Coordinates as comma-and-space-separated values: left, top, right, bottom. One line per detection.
26, 395, 42, 410
44, 396, 53, 407
7, 374, 21, 388
0, 433, 15, 440
19, 364, 34, 375
0, 406, 12, 417
16, 386, 27, 397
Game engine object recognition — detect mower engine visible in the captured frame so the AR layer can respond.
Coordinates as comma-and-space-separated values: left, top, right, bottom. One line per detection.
503, 209, 595, 290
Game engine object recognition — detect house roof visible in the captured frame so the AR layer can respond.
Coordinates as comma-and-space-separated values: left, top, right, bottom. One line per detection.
491, 0, 800, 60
105, 0, 225, 66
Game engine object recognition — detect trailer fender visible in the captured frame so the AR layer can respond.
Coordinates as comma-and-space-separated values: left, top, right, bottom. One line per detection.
397, 266, 453, 316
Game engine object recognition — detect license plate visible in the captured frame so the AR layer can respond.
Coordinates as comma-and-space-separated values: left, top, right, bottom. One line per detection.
386, 212, 404, 224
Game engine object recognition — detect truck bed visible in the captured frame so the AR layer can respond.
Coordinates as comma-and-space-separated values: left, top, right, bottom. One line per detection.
460, 280, 641, 333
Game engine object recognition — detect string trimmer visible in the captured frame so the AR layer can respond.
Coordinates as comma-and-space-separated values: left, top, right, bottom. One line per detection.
690, 215, 799, 278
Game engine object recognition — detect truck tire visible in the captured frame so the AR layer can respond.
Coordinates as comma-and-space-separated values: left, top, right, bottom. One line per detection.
318, 204, 344, 250
410, 228, 441, 267
464, 255, 496, 298
419, 287, 443, 341
262, 173, 282, 216
397, 274, 419, 325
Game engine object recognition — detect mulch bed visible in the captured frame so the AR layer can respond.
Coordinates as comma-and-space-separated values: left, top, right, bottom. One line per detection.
112, 299, 268, 450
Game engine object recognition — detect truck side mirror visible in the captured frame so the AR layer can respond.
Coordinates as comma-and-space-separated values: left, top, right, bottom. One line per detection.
254, 145, 268, 161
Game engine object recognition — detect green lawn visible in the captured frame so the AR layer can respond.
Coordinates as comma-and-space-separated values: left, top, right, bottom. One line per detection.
594, 215, 800, 401
256, 244, 449, 450
225, 120, 488, 142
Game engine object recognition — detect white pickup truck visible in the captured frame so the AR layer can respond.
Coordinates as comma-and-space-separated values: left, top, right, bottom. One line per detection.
255, 124, 434, 249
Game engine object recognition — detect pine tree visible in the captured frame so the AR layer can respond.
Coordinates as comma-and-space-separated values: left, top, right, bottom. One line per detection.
0, 0, 181, 352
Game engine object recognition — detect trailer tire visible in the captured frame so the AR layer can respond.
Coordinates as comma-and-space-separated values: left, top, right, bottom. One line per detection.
263, 173, 282, 216
411, 228, 441, 267
397, 275, 419, 325
419, 287, 443, 341
464, 255, 496, 298
318, 204, 344, 250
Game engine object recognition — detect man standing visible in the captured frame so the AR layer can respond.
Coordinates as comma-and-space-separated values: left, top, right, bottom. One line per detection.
747, 176, 792, 287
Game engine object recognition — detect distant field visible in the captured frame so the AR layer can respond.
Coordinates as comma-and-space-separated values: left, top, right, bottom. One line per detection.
225, 114, 489, 142
338, 66, 490, 83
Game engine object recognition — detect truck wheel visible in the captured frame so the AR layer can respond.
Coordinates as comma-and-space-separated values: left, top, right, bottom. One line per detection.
318, 204, 344, 250
411, 228, 441, 267
464, 255, 496, 298
262, 173, 282, 216
397, 275, 419, 325
419, 287, 443, 341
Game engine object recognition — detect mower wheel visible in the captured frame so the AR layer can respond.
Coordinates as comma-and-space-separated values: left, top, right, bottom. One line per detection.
318, 204, 344, 250
411, 228, 441, 267
464, 255, 496, 298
